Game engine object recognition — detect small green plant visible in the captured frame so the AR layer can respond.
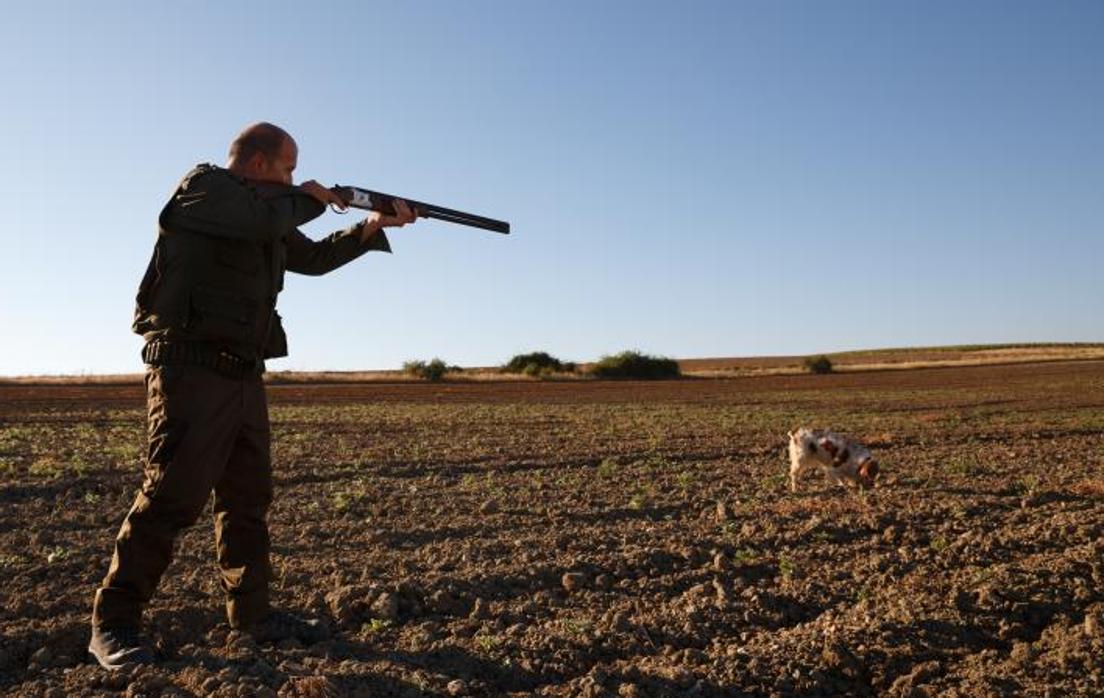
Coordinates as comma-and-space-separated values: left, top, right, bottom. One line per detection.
971, 565, 997, 588
596, 458, 618, 478
1014, 474, 1040, 497
332, 478, 370, 512
628, 486, 648, 510
475, 633, 500, 652
46, 546, 69, 564
733, 547, 757, 564
0, 426, 33, 451
779, 555, 795, 579
563, 617, 591, 636
947, 456, 980, 477
28, 457, 65, 478
332, 490, 354, 512
677, 470, 692, 488
804, 355, 834, 374
363, 618, 392, 634
759, 471, 788, 491
403, 358, 449, 382
589, 351, 680, 380
83, 492, 102, 505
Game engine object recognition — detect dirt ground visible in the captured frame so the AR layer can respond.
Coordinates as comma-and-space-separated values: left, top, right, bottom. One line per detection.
1, 361, 1102, 696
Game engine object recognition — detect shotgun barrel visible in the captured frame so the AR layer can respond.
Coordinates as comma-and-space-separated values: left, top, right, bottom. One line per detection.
332, 185, 510, 234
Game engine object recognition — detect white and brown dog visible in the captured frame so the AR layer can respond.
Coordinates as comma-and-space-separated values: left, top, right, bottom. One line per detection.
787, 427, 880, 492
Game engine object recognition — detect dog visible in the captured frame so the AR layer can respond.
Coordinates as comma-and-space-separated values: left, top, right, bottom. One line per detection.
787, 427, 879, 492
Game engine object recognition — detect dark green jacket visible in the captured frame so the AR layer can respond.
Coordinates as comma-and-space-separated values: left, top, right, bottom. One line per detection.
133, 164, 390, 360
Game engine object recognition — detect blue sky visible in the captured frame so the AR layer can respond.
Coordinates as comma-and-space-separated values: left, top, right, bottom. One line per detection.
1, 1, 1101, 375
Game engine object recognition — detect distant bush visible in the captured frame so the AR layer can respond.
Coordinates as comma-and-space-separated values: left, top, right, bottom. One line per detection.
804, 355, 834, 374
502, 351, 577, 377
403, 358, 449, 382
589, 351, 681, 379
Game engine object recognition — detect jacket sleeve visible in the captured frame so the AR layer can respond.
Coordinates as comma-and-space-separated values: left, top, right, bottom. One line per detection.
285, 224, 392, 276
159, 165, 326, 243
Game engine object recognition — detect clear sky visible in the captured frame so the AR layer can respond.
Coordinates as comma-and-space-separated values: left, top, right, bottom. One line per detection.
1, 1, 1101, 375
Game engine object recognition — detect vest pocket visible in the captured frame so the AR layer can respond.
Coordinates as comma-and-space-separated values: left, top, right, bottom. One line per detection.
263, 310, 288, 359
185, 285, 258, 344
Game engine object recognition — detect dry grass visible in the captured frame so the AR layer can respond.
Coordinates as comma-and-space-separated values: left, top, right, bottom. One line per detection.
265, 368, 592, 384
0, 373, 144, 386
681, 343, 1104, 377
2, 343, 1101, 385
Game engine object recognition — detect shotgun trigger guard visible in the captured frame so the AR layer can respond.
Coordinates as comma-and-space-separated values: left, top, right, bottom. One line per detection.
329, 203, 348, 214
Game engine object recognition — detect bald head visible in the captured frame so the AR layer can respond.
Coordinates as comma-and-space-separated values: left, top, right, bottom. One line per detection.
229, 122, 291, 163
227, 122, 298, 184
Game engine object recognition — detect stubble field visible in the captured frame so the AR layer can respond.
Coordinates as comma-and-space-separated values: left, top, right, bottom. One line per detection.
1, 361, 1103, 697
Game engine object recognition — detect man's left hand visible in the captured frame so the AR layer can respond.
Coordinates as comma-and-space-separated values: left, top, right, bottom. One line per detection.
359, 199, 418, 242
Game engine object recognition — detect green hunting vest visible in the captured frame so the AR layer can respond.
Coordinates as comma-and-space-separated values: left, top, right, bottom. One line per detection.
132, 164, 388, 361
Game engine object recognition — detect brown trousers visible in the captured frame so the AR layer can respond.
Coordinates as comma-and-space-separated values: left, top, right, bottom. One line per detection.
92, 364, 272, 629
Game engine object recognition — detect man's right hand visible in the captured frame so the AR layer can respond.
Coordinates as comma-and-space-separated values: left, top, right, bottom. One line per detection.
299, 180, 348, 210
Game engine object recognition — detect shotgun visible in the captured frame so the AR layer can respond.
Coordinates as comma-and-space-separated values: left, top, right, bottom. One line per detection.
331, 185, 510, 234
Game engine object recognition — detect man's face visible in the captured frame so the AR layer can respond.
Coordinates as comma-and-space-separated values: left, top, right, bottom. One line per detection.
254, 137, 298, 185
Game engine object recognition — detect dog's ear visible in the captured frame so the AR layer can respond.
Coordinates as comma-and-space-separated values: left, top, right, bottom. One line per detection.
860, 460, 880, 481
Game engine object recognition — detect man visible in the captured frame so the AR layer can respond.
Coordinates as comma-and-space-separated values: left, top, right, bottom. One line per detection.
89, 122, 417, 669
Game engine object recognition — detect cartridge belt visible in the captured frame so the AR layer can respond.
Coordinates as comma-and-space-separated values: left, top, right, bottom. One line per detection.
142, 340, 263, 378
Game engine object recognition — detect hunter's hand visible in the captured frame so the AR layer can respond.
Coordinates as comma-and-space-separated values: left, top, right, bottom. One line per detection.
359, 198, 418, 241
299, 180, 348, 210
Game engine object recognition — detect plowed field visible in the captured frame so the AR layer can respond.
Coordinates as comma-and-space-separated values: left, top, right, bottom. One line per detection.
2, 361, 1102, 696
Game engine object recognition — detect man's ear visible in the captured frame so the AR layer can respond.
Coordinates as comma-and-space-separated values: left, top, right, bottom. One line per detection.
248, 151, 269, 177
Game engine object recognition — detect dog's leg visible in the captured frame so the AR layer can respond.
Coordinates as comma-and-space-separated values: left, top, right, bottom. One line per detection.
789, 459, 803, 492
